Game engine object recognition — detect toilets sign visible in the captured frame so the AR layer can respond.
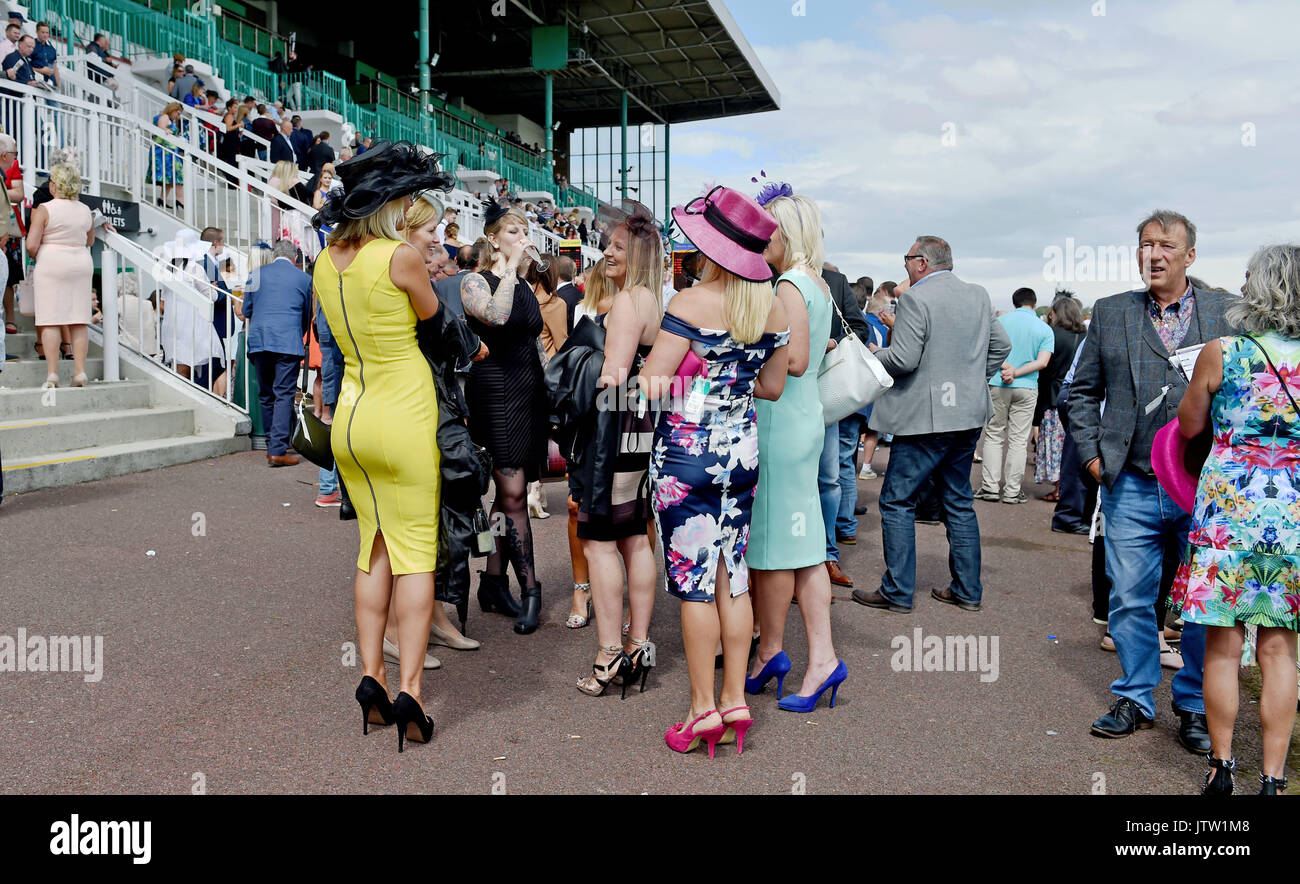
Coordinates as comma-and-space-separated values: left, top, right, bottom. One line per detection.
78, 194, 140, 232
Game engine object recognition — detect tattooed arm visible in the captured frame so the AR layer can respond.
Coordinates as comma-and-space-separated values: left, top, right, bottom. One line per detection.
461, 271, 514, 326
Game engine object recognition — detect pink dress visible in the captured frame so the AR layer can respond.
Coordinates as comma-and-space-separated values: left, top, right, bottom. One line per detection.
33, 197, 94, 327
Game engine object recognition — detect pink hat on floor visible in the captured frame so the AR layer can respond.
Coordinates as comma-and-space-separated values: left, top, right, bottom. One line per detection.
671, 186, 776, 283
1151, 418, 1199, 514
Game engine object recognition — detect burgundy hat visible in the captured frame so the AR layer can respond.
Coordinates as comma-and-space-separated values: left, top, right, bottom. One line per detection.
672, 185, 776, 282
1151, 418, 1201, 514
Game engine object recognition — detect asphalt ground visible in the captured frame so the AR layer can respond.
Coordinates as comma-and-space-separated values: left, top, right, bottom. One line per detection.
0, 447, 1288, 795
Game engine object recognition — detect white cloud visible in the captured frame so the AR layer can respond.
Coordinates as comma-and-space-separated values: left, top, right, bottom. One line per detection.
668, 0, 1300, 307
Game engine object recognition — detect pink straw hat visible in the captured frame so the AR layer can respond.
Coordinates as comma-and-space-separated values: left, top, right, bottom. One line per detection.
1151, 418, 1200, 514
671, 185, 776, 282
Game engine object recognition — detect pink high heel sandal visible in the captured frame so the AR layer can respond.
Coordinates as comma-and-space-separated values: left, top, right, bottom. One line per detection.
665, 710, 725, 759
717, 705, 754, 755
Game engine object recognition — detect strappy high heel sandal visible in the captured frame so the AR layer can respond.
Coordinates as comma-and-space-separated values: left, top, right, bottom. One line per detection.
717, 705, 754, 754
1202, 755, 1235, 795
576, 645, 631, 698
1259, 772, 1288, 795
565, 583, 592, 629
624, 636, 655, 695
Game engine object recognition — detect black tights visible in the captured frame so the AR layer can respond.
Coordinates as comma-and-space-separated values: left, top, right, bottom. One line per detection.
485, 466, 538, 590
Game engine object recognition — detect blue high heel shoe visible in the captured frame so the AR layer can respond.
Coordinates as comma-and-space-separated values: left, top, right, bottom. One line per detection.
744, 650, 792, 698
777, 659, 847, 713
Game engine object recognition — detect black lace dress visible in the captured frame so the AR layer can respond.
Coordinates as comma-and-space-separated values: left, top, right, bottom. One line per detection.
465, 270, 547, 479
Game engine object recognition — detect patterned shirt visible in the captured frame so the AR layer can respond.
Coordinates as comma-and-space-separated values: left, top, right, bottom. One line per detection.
1147, 285, 1195, 354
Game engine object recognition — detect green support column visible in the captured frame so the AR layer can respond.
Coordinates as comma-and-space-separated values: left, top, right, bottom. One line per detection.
663, 123, 670, 234
620, 91, 628, 203
544, 73, 554, 177
418, 0, 430, 145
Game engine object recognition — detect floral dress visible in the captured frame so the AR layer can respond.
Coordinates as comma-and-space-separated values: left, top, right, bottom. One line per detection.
151, 115, 182, 185
1170, 333, 1300, 630
650, 313, 788, 602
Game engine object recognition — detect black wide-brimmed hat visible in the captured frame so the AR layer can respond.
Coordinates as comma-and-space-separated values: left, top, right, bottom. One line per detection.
311, 140, 455, 229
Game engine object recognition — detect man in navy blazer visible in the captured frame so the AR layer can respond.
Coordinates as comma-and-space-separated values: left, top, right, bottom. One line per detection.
243, 239, 312, 466
290, 115, 312, 171
269, 119, 296, 165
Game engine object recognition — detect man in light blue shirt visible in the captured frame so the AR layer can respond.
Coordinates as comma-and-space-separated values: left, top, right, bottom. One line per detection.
976, 287, 1054, 503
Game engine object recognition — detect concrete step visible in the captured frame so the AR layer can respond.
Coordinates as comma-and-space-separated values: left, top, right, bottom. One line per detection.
0, 405, 195, 458
3, 431, 249, 495
0, 380, 153, 417
4, 331, 36, 355
0, 358, 105, 388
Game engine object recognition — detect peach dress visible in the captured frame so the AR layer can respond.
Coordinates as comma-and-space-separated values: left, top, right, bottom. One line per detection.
33, 197, 93, 327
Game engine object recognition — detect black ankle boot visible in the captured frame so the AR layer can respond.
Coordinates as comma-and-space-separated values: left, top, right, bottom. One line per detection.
478, 571, 521, 618
514, 582, 541, 635
1202, 755, 1235, 796
1259, 773, 1288, 795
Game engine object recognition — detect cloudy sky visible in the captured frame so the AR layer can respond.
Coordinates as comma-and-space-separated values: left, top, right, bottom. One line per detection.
668, 0, 1299, 307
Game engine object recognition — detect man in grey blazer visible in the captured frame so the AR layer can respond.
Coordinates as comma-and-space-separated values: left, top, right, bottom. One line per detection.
1069, 210, 1233, 751
853, 236, 1011, 613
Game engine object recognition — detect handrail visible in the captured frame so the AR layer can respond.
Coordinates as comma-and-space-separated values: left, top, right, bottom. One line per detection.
98, 225, 213, 315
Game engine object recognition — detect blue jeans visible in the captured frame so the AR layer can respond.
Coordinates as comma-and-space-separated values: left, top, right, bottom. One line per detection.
318, 466, 338, 495
1101, 470, 1205, 718
878, 429, 983, 608
817, 421, 840, 563
836, 413, 868, 535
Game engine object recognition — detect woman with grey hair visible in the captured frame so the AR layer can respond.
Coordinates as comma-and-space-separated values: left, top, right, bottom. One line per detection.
1172, 243, 1300, 795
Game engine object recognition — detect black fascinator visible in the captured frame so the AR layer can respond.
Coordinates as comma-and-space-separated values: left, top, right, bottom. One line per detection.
311, 141, 456, 230
483, 199, 509, 228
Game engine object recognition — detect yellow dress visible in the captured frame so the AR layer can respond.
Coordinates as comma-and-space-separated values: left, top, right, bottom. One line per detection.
314, 238, 440, 575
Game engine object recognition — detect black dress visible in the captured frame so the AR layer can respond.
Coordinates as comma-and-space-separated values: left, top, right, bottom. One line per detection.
466, 271, 547, 479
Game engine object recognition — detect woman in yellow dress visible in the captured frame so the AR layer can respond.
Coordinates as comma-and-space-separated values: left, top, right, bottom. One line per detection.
312, 142, 453, 751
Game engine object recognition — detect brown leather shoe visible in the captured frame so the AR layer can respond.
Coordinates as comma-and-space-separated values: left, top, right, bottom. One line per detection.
826, 561, 853, 588
267, 453, 301, 467
850, 588, 911, 613
931, 586, 981, 611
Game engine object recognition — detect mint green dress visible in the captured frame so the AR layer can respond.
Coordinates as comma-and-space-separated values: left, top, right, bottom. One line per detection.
748, 267, 833, 570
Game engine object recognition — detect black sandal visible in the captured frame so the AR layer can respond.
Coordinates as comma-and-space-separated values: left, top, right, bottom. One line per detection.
576, 645, 631, 698
1202, 755, 1235, 795
1259, 772, 1288, 795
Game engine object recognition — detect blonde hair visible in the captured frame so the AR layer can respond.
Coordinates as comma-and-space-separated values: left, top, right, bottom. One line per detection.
581, 257, 615, 314
699, 256, 773, 344
405, 197, 439, 232
48, 163, 83, 200
766, 194, 825, 273
482, 207, 530, 268
611, 219, 664, 317
270, 160, 298, 194
161, 101, 183, 118
326, 197, 406, 245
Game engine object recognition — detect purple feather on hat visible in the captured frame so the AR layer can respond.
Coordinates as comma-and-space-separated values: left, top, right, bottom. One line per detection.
755, 181, 793, 207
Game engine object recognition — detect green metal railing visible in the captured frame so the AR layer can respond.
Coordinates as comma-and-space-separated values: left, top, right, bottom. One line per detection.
35, 0, 604, 212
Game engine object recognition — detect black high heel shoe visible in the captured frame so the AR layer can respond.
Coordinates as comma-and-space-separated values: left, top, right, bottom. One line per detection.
393, 691, 433, 752
1202, 755, 1235, 795
514, 582, 541, 634
625, 637, 655, 695
1259, 773, 1288, 795
355, 675, 393, 735
576, 645, 632, 698
478, 571, 521, 618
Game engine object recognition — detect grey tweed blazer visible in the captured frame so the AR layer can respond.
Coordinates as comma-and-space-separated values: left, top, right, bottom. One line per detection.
868, 270, 1011, 437
1067, 286, 1236, 489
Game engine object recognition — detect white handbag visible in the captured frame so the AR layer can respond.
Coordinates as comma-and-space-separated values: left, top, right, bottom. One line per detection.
16, 278, 35, 317
817, 294, 892, 425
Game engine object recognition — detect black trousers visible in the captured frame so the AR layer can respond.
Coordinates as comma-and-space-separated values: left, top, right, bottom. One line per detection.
1053, 386, 1098, 532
